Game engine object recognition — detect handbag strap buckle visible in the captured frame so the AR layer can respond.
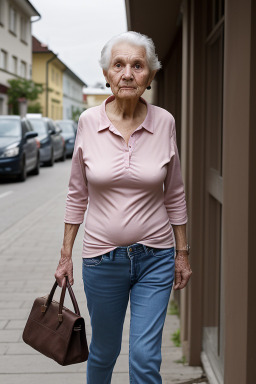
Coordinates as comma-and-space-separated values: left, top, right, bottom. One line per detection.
41, 304, 47, 313
58, 313, 63, 322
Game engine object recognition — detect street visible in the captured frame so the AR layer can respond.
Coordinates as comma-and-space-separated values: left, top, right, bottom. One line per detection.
0, 160, 203, 383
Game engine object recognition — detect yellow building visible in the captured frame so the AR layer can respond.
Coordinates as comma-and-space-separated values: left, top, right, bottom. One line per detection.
83, 87, 112, 109
83, 85, 155, 110
32, 36, 65, 119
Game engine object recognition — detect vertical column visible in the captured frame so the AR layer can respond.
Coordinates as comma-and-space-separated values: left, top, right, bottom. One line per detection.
222, 0, 251, 382
247, 1, 256, 381
183, 0, 206, 366
180, 0, 190, 357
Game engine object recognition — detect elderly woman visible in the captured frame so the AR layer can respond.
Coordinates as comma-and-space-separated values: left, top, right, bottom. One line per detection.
55, 31, 192, 384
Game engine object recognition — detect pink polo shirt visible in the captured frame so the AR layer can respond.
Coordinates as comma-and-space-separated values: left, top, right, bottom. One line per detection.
64, 96, 188, 258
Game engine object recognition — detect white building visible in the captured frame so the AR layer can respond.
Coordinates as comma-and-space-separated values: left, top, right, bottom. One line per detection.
0, 0, 40, 114
63, 68, 86, 120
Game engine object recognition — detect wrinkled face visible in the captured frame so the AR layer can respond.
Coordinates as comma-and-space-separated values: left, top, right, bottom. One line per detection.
104, 42, 156, 100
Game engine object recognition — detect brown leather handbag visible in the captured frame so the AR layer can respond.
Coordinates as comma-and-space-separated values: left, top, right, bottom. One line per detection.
22, 276, 89, 365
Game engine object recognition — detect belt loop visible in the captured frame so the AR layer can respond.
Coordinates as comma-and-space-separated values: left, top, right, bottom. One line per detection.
109, 250, 115, 261
142, 244, 149, 255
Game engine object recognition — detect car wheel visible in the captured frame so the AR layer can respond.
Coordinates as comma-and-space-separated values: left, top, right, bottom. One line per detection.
18, 157, 27, 182
46, 148, 54, 167
60, 147, 66, 162
31, 154, 40, 175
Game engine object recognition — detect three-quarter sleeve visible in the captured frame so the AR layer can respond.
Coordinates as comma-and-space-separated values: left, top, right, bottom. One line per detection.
64, 119, 88, 224
164, 118, 188, 225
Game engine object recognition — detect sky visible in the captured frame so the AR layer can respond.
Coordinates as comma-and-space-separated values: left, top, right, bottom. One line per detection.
30, 0, 127, 87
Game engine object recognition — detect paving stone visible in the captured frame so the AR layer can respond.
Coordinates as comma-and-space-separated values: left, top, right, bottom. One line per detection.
0, 293, 46, 301
0, 330, 21, 342
120, 340, 129, 354
6, 342, 40, 355
0, 343, 8, 355
0, 373, 87, 384
110, 373, 130, 384
0, 320, 8, 329
0, 286, 16, 293
0, 301, 24, 309
0, 355, 85, 374
0, 309, 30, 320
5, 320, 26, 330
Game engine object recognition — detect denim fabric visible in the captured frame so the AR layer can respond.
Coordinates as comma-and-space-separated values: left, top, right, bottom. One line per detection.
82, 243, 175, 384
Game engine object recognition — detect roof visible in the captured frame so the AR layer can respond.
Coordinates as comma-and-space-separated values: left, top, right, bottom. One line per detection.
12, 0, 40, 18
32, 36, 52, 53
64, 67, 87, 87
24, 0, 40, 17
32, 36, 87, 86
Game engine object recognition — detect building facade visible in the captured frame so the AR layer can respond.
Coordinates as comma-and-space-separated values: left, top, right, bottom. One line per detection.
63, 68, 86, 120
125, 1, 256, 383
83, 87, 112, 109
32, 36, 65, 119
32, 36, 86, 120
0, 0, 40, 114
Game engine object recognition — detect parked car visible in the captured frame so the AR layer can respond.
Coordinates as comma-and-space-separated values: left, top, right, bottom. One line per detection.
27, 117, 66, 166
0, 116, 40, 181
55, 120, 77, 157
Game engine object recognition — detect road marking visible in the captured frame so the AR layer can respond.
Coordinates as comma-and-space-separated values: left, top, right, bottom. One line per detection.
0, 191, 14, 199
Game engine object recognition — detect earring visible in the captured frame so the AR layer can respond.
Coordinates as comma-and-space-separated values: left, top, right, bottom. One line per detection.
106, 83, 110, 88
146, 85, 151, 90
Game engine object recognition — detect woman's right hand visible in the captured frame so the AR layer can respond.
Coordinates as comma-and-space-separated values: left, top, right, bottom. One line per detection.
54, 247, 74, 287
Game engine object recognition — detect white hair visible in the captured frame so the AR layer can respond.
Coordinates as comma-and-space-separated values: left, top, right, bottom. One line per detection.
99, 31, 162, 72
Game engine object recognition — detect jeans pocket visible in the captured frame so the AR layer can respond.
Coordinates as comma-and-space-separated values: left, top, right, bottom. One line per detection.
151, 246, 175, 258
82, 255, 103, 267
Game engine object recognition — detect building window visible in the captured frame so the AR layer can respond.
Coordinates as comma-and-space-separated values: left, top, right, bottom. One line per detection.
0, 49, 8, 70
203, 0, 225, 377
20, 16, 28, 43
9, 6, 17, 35
20, 61, 27, 78
0, 0, 5, 26
12, 55, 17, 74
207, 0, 225, 35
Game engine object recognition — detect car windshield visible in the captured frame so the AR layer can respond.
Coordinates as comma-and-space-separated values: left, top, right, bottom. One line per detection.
0, 119, 21, 138
57, 122, 74, 134
29, 119, 47, 135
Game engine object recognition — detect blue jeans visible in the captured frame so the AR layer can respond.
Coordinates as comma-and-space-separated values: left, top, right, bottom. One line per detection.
82, 243, 175, 384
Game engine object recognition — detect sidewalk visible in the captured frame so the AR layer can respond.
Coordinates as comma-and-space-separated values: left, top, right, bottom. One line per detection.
0, 191, 205, 383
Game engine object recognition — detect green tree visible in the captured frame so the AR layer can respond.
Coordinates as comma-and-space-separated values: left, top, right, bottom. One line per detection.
7, 79, 44, 115
72, 107, 85, 122
27, 102, 43, 114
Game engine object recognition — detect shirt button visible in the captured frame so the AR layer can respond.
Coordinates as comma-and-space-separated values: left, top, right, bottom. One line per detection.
129, 247, 132, 252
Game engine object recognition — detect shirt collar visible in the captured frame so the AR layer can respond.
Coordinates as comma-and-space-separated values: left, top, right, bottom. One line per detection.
98, 95, 154, 134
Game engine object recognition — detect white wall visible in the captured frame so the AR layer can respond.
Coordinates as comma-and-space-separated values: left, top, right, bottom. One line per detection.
63, 72, 84, 119
0, 0, 34, 114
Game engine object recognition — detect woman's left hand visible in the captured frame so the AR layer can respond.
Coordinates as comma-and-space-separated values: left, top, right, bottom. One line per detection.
174, 254, 192, 290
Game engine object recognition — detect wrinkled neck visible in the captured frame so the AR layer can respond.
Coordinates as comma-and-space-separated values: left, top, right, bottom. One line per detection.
106, 97, 146, 122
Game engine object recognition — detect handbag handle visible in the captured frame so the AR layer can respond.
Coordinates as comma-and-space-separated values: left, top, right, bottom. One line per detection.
41, 276, 81, 322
